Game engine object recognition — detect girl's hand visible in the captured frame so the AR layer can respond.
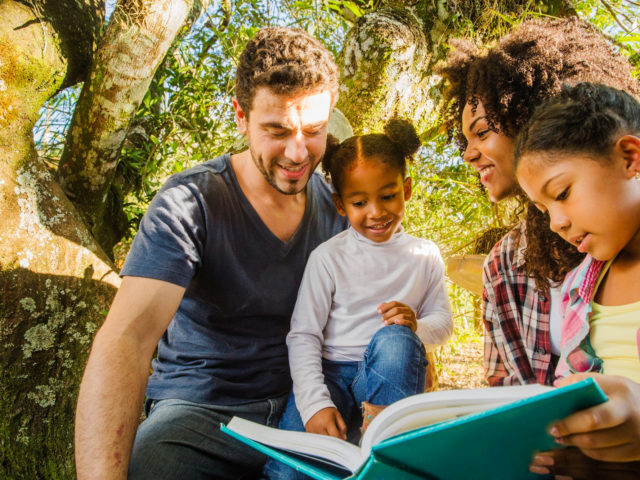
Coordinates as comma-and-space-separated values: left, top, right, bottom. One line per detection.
377, 301, 417, 332
530, 447, 640, 479
305, 407, 347, 440
549, 373, 640, 462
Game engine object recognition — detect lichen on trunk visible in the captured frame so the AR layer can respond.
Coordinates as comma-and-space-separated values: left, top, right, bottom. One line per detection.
0, 1, 120, 477
338, 7, 434, 134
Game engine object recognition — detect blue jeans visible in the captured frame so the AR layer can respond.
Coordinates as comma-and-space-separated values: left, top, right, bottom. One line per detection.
264, 325, 427, 480
128, 394, 288, 480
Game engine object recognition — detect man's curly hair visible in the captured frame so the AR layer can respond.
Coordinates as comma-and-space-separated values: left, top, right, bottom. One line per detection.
437, 17, 640, 289
235, 27, 339, 115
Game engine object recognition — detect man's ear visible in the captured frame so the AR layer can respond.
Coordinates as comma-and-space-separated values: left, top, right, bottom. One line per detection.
615, 135, 640, 179
232, 97, 248, 135
403, 177, 412, 201
332, 193, 347, 216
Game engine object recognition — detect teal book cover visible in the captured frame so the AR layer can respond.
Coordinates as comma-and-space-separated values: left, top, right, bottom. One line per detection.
221, 378, 607, 480
369, 378, 606, 479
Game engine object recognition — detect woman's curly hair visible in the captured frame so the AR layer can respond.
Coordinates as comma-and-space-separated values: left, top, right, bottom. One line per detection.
437, 16, 640, 289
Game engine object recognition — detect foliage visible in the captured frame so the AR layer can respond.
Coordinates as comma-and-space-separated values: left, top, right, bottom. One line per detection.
32, 0, 640, 272
404, 140, 497, 258
33, 85, 81, 173
574, 0, 640, 76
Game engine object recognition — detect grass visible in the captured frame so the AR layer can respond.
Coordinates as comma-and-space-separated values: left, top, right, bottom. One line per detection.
435, 283, 488, 390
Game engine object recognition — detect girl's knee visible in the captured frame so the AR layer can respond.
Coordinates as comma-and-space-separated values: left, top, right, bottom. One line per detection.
370, 325, 424, 353
366, 326, 426, 370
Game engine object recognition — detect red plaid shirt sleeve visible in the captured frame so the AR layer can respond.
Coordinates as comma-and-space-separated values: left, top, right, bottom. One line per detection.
482, 225, 556, 386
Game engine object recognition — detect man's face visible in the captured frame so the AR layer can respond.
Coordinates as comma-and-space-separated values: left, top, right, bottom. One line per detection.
233, 87, 332, 195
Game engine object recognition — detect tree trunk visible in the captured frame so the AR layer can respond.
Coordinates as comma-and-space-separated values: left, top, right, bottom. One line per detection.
56, 0, 209, 256
0, 1, 120, 478
337, 0, 572, 134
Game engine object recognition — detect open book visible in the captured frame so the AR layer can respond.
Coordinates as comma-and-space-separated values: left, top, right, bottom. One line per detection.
221, 378, 607, 480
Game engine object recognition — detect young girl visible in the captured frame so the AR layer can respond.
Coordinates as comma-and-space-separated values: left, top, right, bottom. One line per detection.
264, 119, 453, 480
515, 83, 640, 469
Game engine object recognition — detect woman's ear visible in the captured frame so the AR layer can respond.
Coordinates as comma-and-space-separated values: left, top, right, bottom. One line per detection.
332, 193, 347, 216
403, 177, 412, 201
615, 135, 640, 179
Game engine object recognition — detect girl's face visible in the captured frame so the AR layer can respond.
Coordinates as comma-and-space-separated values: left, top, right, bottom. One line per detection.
462, 101, 518, 202
333, 158, 410, 243
516, 140, 640, 261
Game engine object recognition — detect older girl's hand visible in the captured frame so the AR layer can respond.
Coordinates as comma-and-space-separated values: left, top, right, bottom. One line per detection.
550, 373, 640, 462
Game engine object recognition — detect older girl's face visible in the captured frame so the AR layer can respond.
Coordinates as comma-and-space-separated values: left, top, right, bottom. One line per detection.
516, 140, 640, 262
461, 101, 518, 202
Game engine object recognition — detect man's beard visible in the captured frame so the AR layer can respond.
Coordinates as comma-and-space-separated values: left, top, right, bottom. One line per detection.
249, 147, 315, 196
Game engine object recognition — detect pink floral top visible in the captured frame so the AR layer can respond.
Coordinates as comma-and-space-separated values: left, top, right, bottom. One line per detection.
555, 254, 605, 381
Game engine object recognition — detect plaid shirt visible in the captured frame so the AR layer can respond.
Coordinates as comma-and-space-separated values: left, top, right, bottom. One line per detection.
482, 223, 558, 386
555, 254, 605, 380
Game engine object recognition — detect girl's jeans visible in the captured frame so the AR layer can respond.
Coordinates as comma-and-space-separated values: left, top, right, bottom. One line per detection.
264, 324, 427, 480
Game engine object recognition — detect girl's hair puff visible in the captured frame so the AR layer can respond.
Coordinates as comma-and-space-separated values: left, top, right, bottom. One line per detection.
515, 82, 640, 167
322, 118, 421, 195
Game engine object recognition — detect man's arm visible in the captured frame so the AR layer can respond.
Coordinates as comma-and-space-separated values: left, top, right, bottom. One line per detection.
75, 276, 185, 479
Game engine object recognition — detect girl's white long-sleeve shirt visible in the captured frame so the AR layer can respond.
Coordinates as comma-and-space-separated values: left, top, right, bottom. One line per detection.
286, 227, 453, 424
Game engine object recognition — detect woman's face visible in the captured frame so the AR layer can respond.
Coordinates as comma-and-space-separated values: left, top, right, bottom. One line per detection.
461, 101, 518, 202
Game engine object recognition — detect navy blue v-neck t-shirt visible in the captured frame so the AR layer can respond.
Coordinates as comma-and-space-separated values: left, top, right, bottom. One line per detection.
120, 154, 348, 405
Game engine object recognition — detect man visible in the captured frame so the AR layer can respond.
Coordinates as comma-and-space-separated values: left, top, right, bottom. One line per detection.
75, 27, 348, 479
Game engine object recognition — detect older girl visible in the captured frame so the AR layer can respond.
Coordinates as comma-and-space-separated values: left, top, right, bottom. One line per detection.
515, 82, 640, 471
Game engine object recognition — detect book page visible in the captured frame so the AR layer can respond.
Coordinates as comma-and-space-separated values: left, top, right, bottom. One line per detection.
225, 417, 365, 472
360, 384, 553, 455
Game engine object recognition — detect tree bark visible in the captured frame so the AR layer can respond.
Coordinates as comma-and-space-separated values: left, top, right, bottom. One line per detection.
56, 0, 209, 256
337, 0, 573, 134
0, 1, 120, 478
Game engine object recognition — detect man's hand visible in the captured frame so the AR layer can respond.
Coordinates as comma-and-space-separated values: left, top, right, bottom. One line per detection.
305, 407, 347, 440
378, 301, 417, 332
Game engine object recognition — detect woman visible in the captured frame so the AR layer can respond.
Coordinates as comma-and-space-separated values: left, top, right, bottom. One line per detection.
438, 16, 640, 387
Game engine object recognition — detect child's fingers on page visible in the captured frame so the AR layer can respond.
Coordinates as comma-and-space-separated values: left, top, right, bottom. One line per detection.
326, 415, 346, 440
551, 400, 628, 437
335, 412, 347, 437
